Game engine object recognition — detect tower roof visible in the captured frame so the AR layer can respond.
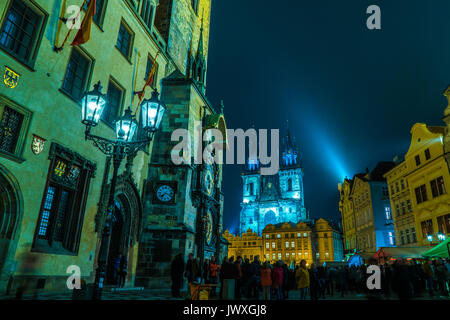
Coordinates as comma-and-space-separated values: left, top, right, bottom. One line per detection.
281, 123, 301, 168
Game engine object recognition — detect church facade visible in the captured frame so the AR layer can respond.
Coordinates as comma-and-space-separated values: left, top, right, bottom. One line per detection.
240, 131, 308, 235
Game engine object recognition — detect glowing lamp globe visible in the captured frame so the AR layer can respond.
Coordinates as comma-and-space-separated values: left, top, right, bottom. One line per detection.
81, 81, 106, 126
116, 107, 137, 142
140, 88, 165, 135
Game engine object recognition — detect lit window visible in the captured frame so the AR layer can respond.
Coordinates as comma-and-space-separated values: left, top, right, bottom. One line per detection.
291, 241, 295, 248
0, 0, 46, 66
303, 233, 307, 237
62, 48, 92, 100
272, 242, 275, 249
277, 253, 281, 260
265, 242, 269, 249
285, 241, 289, 248
297, 233, 300, 237
277, 234, 281, 238
385, 207, 392, 220
116, 21, 133, 59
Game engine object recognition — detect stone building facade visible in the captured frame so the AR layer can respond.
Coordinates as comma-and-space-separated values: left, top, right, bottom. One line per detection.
0, 0, 223, 294
133, 0, 228, 289
239, 130, 308, 235
224, 219, 344, 266
393, 123, 449, 246
340, 162, 396, 253
338, 178, 357, 253
384, 160, 417, 247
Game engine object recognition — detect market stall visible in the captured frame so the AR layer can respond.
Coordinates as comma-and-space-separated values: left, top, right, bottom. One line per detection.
422, 238, 450, 258
373, 247, 430, 261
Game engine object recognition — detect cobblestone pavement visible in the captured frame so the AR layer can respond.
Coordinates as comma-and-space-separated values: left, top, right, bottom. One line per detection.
1, 287, 449, 301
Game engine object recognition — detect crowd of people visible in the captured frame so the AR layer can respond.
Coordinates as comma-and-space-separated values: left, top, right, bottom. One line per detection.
170, 253, 450, 300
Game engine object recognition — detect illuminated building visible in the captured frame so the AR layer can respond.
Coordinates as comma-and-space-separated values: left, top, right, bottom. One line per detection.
343, 162, 396, 253
313, 218, 344, 263
224, 219, 344, 265
383, 160, 418, 246
395, 123, 450, 246
443, 87, 450, 202
239, 129, 307, 235
338, 178, 357, 253
0, 0, 225, 294
223, 229, 263, 262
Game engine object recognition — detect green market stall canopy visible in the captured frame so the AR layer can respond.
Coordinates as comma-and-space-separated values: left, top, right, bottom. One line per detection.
422, 238, 450, 258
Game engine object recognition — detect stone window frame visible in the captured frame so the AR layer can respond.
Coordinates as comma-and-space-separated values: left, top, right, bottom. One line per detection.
60, 46, 95, 103
116, 18, 135, 62
0, 94, 32, 163
31, 142, 96, 255
83, 0, 108, 29
0, 0, 48, 69
102, 77, 125, 128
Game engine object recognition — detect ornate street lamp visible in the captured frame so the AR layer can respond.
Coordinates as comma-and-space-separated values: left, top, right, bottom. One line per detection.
140, 88, 165, 137
81, 81, 107, 127
80, 81, 165, 300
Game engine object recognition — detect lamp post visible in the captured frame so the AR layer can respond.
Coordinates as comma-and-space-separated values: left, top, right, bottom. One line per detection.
426, 232, 447, 245
81, 82, 165, 299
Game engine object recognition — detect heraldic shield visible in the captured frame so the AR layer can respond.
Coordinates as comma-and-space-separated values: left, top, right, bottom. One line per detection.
4, 67, 20, 88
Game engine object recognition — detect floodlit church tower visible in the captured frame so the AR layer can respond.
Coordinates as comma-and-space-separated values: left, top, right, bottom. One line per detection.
278, 129, 307, 221
239, 129, 307, 235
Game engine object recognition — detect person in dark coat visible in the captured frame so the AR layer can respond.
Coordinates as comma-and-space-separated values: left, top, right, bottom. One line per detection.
118, 255, 128, 288
241, 258, 252, 298
171, 254, 185, 297
248, 256, 261, 299
203, 258, 210, 284
234, 256, 243, 300
185, 253, 194, 284
282, 263, 289, 300
317, 265, 327, 299
308, 263, 319, 300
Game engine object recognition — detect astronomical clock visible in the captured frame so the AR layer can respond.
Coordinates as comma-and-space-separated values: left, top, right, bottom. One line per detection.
192, 162, 221, 255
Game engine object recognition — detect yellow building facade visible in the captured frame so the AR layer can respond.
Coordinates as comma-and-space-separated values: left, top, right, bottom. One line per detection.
338, 178, 357, 252
313, 218, 344, 263
351, 174, 377, 252
342, 163, 396, 254
224, 220, 344, 266
403, 124, 450, 246
262, 223, 314, 265
223, 229, 263, 262
384, 161, 417, 246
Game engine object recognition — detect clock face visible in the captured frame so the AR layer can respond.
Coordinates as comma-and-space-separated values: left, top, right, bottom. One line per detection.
156, 185, 175, 202
203, 165, 215, 196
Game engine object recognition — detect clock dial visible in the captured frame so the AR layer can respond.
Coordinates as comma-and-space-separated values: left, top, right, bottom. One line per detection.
156, 185, 174, 202
203, 165, 214, 196
205, 210, 213, 245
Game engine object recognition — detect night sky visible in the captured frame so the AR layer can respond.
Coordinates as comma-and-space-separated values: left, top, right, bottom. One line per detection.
205, 0, 450, 234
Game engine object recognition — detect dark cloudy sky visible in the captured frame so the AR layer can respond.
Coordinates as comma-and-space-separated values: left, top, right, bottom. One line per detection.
205, 0, 450, 233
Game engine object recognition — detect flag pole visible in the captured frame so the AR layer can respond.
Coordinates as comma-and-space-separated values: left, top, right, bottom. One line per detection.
54, 0, 88, 52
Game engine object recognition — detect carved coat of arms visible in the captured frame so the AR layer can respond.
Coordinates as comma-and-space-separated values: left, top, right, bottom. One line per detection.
3, 66, 20, 88
31, 134, 46, 155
